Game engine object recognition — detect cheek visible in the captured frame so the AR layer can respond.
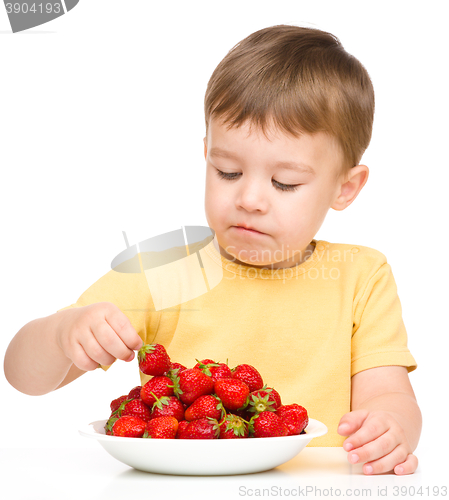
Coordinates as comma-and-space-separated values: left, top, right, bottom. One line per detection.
205, 174, 230, 209
205, 180, 223, 221
276, 190, 324, 228
204, 171, 214, 208
303, 189, 333, 228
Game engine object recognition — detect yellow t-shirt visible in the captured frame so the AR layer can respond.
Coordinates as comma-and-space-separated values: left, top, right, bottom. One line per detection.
58, 238, 417, 446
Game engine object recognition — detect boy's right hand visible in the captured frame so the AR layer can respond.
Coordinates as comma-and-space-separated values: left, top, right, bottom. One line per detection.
56, 302, 144, 371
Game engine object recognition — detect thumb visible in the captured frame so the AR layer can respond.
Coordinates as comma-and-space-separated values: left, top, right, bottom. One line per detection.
337, 409, 369, 436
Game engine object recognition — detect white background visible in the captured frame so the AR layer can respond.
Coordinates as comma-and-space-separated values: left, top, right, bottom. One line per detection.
0, 0, 447, 469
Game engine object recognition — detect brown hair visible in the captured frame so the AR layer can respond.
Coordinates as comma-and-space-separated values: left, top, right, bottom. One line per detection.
204, 25, 375, 180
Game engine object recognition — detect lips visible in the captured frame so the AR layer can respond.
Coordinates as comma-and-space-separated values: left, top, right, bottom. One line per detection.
234, 225, 265, 234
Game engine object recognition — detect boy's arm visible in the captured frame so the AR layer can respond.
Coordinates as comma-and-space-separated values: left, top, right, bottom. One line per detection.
4, 304, 143, 396
54, 364, 87, 390
338, 365, 422, 475
4, 312, 78, 396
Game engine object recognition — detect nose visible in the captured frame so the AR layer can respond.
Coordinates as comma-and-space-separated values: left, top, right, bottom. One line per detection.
235, 178, 269, 213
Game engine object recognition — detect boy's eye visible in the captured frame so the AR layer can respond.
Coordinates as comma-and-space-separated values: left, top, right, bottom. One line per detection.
216, 170, 241, 181
215, 169, 301, 192
272, 180, 300, 192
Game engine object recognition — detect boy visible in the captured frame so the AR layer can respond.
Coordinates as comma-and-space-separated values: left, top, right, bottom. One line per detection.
4, 25, 421, 475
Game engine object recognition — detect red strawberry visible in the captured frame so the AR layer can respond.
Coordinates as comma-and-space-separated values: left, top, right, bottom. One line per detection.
184, 395, 224, 421
127, 386, 142, 400
211, 364, 233, 382
138, 343, 171, 376
193, 358, 216, 370
266, 388, 282, 408
163, 364, 188, 389
214, 378, 250, 411
250, 411, 289, 438
112, 415, 147, 437
247, 387, 282, 414
176, 420, 190, 438
140, 375, 174, 407
150, 395, 185, 421
219, 414, 249, 439
194, 358, 233, 382
179, 417, 220, 439
115, 398, 152, 422
177, 368, 214, 405
276, 404, 309, 435
143, 416, 178, 439
167, 362, 187, 374
110, 395, 127, 413
231, 364, 264, 392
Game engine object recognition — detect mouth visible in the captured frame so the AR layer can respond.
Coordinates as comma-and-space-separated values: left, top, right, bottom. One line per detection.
233, 225, 266, 235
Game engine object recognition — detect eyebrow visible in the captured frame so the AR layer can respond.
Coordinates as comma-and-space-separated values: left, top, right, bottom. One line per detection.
209, 147, 316, 176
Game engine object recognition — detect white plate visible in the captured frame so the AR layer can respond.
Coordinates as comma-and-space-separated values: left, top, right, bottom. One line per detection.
79, 418, 328, 475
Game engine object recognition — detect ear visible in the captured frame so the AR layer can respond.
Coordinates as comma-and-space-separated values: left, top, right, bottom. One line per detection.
331, 165, 369, 211
203, 137, 207, 160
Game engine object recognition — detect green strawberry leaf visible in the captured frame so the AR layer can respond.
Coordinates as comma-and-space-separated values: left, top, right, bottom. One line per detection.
137, 344, 156, 364
151, 394, 171, 411
105, 416, 119, 434
167, 373, 183, 396
114, 398, 133, 417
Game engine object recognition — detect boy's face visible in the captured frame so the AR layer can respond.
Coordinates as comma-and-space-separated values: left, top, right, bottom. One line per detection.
204, 118, 362, 269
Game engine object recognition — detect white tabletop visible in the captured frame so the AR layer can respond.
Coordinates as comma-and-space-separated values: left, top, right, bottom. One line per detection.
1, 441, 444, 500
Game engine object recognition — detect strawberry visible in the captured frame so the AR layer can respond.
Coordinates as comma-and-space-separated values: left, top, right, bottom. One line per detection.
219, 414, 249, 439
110, 395, 127, 413
143, 416, 178, 439
177, 368, 214, 405
193, 358, 216, 370
276, 404, 309, 435
167, 362, 187, 374
140, 375, 174, 407
231, 364, 264, 392
211, 364, 233, 381
127, 386, 142, 400
194, 359, 232, 382
138, 343, 171, 376
176, 420, 190, 438
247, 387, 282, 414
250, 411, 288, 438
113, 398, 152, 422
179, 417, 220, 439
150, 395, 185, 421
111, 415, 147, 437
184, 395, 224, 421
266, 388, 282, 408
214, 378, 250, 411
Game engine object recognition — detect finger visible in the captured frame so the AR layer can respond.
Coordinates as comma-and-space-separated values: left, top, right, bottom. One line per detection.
338, 409, 369, 436
82, 330, 118, 366
104, 308, 143, 351
70, 341, 105, 372
347, 429, 400, 465
91, 321, 135, 362
343, 415, 391, 452
362, 444, 410, 475
394, 453, 419, 475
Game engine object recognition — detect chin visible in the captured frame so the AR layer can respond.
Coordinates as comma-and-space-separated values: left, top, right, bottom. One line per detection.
227, 251, 276, 268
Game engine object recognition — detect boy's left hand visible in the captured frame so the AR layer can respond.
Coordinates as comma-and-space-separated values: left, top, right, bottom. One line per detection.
338, 409, 418, 475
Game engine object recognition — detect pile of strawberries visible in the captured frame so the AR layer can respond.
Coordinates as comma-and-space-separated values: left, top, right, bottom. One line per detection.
105, 343, 308, 439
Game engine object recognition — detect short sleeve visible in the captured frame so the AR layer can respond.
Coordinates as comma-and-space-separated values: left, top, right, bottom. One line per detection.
57, 267, 157, 371
351, 262, 417, 376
